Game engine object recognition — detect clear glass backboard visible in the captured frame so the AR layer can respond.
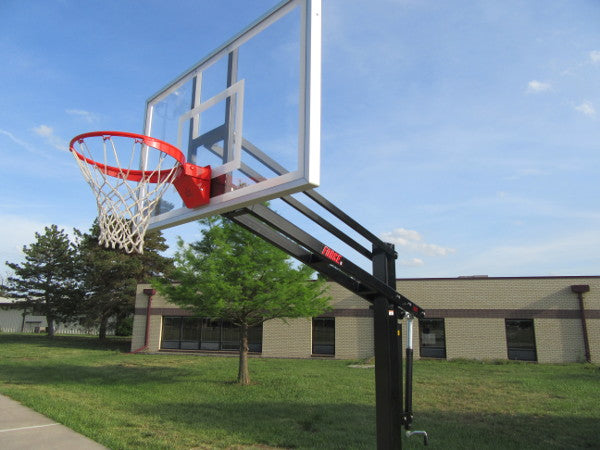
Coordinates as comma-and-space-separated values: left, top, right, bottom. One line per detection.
145, 0, 321, 230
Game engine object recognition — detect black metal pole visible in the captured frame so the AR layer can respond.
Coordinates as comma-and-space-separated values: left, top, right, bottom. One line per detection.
373, 244, 402, 449
373, 296, 398, 449
223, 196, 425, 449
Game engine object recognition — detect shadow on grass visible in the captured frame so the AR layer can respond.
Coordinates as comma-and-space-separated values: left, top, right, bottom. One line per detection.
411, 410, 600, 449
133, 400, 376, 449
0, 333, 131, 352
129, 401, 600, 449
0, 362, 190, 387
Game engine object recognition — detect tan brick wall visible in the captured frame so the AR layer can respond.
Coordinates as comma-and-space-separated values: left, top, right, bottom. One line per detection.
130, 285, 150, 352
322, 283, 374, 359
535, 319, 586, 363
147, 315, 163, 352
396, 277, 599, 312
397, 277, 600, 363
335, 317, 374, 359
131, 284, 171, 352
588, 319, 600, 364
444, 318, 507, 360
130, 308, 147, 351
132, 278, 600, 363
262, 318, 312, 358
327, 283, 368, 310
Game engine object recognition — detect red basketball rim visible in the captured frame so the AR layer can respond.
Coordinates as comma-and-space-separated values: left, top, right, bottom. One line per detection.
69, 131, 186, 183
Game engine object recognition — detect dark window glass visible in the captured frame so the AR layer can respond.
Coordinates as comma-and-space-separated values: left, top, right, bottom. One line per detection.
419, 319, 446, 359
248, 323, 263, 353
221, 321, 239, 350
180, 317, 201, 349
161, 317, 262, 353
161, 317, 182, 349
200, 318, 221, 350
313, 317, 335, 355
505, 319, 537, 361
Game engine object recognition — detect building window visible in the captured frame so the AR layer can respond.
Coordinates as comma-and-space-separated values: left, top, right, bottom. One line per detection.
312, 317, 335, 355
180, 317, 201, 350
160, 317, 262, 352
505, 319, 537, 361
200, 318, 221, 350
419, 318, 446, 359
221, 320, 239, 351
161, 317, 182, 349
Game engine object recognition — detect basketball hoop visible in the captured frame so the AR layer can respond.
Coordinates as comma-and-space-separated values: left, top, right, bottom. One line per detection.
69, 131, 211, 254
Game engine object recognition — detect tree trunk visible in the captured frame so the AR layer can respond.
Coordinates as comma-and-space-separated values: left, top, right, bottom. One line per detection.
98, 316, 109, 340
237, 322, 251, 385
46, 316, 55, 338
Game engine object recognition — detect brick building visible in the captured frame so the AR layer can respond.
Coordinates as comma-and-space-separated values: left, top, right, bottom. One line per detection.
131, 276, 599, 364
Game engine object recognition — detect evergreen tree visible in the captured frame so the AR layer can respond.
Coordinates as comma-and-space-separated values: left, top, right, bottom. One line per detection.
153, 216, 331, 385
4, 225, 80, 337
132, 230, 174, 282
75, 223, 173, 339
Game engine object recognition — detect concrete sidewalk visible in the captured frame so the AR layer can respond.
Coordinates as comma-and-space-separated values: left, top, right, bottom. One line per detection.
0, 394, 107, 449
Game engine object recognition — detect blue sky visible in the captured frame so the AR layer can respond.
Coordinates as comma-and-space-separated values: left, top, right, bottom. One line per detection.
1, 0, 599, 279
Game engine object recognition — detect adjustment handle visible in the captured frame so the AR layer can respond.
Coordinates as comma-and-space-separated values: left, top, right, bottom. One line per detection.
406, 430, 429, 446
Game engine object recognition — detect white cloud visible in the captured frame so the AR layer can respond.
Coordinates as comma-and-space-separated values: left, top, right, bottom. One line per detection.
0, 128, 31, 149
526, 80, 551, 93
380, 228, 455, 257
0, 128, 47, 157
66, 109, 98, 124
33, 124, 53, 137
0, 215, 83, 271
515, 168, 546, 176
33, 124, 68, 151
381, 228, 421, 247
399, 258, 424, 267
0, 215, 50, 267
452, 229, 600, 277
575, 101, 596, 117
590, 50, 600, 64
419, 242, 455, 257
504, 168, 549, 181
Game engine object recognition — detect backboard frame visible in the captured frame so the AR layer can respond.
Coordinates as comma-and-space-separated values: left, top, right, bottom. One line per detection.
145, 0, 321, 231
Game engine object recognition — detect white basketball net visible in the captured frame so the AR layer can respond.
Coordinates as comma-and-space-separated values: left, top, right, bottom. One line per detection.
71, 134, 182, 254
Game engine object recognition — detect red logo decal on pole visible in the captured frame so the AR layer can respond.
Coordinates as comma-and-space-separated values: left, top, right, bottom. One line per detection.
322, 246, 343, 265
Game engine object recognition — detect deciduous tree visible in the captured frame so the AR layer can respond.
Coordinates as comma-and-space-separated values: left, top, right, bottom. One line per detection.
154, 216, 330, 385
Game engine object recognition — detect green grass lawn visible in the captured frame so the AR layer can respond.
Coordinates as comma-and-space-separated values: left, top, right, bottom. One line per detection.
0, 334, 598, 449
